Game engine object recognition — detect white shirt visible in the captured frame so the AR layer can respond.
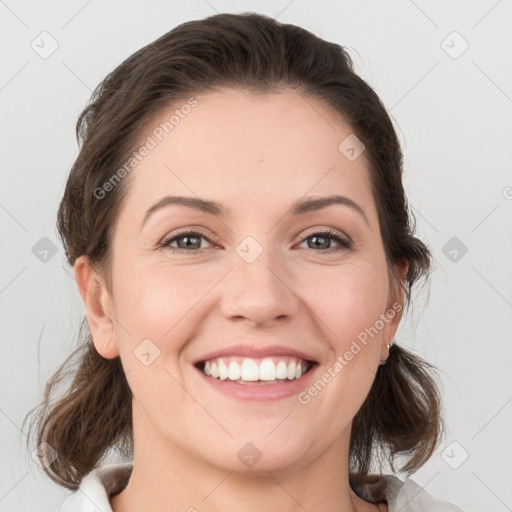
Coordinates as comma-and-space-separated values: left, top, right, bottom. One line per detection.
58, 462, 465, 511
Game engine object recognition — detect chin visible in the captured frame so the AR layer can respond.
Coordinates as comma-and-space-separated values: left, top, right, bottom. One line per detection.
196, 437, 312, 475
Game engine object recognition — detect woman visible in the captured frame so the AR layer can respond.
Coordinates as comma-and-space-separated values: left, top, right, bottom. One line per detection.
24, 12, 465, 512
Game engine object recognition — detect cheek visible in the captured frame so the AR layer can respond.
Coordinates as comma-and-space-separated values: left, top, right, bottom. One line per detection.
111, 264, 208, 400
289, 264, 388, 437
303, 262, 389, 347
112, 262, 216, 347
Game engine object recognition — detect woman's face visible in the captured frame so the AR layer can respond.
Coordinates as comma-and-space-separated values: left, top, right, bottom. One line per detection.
81, 88, 406, 474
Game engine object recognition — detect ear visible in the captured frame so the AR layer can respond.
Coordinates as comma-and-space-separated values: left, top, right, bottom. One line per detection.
74, 255, 119, 359
381, 259, 409, 360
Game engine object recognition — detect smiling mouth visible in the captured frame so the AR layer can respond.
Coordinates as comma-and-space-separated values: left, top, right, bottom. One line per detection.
194, 358, 318, 385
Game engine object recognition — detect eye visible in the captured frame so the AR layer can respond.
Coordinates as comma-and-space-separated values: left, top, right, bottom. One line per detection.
158, 228, 352, 254
297, 229, 352, 253
158, 230, 214, 253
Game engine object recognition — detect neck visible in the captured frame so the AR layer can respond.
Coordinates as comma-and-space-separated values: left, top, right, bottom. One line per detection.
110, 408, 380, 512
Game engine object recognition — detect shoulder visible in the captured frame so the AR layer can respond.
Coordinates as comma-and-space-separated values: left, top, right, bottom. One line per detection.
352, 473, 466, 512
59, 462, 133, 512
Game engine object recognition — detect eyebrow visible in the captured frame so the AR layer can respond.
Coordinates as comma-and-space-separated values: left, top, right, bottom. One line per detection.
141, 194, 369, 227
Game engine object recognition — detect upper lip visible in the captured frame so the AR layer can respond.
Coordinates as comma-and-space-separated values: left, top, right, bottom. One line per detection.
194, 344, 319, 365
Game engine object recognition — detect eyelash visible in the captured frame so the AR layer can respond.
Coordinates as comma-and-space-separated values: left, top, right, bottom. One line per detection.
157, 228, 352, 254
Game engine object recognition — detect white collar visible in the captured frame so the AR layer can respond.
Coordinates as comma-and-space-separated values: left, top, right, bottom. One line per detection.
59, 462, 464, 511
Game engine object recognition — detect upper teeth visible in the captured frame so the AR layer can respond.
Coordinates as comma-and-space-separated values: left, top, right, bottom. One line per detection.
202, 357, 309, 381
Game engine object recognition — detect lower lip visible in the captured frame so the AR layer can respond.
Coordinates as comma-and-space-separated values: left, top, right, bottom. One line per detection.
194, 364, 318, 401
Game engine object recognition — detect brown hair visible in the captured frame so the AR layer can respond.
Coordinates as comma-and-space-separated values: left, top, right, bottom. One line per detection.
23, 12, 444, 492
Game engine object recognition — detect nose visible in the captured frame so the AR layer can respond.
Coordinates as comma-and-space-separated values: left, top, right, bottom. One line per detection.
220, 247, 300, 327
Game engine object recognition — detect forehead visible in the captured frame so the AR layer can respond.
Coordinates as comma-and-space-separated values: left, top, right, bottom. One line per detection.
119, 88, 375, 222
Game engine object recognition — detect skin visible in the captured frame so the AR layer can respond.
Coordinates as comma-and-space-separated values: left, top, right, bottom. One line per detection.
75, 87, 408, 512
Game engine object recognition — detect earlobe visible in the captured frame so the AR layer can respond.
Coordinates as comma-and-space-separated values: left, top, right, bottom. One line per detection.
73, 255, 120, 359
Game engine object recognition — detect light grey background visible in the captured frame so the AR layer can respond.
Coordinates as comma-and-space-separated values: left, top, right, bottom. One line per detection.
1, 1, 511, 511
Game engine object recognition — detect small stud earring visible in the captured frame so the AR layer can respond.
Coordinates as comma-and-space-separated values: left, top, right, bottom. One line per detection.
379, 342, 392, 366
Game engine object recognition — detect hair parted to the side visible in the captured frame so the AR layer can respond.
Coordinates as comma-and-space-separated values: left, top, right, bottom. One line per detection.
23, 11, 444, 491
